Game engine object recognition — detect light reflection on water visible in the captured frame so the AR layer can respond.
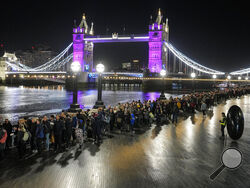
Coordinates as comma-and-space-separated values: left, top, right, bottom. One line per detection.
0, 86, 180, 122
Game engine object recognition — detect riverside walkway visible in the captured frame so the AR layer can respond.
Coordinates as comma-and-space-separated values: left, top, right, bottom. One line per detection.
0, 96, 250, 188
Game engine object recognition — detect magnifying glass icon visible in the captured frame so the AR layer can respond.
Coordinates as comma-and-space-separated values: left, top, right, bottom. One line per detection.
210, 147, 242, 180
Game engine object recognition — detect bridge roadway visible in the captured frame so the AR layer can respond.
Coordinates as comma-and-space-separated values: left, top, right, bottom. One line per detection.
5, 71, 250, 83
84, 34, 149, 43
0, 96, 250, 188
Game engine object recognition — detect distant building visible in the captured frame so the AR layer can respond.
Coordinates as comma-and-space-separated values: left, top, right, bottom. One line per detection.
0, 57, 6, 82
121, 59, 143, 72
122, 62, 131, 70
15, 44, 57, 68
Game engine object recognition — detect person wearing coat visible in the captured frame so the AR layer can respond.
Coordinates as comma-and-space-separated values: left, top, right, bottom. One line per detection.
2, 119, 12, 150
65, 115, 73, 148
53, 115, 64, 152
0, 123, 7, 160
36, 119, 44, 154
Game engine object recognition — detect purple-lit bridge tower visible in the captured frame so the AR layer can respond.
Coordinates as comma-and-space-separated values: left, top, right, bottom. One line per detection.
72, 9, 169, 75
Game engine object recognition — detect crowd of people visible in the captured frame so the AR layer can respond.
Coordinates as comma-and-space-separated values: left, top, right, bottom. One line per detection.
0, 87, 249, 160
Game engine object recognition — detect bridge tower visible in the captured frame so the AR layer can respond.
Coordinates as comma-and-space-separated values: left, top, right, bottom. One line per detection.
73, 14, 94, 72
148, 9, 169, 73
73, 15, 85, 72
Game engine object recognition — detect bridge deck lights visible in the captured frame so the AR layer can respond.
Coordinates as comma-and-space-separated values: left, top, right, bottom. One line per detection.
212, 75, 217, 79
238, 76, 242, 80
227, 75, 231, 80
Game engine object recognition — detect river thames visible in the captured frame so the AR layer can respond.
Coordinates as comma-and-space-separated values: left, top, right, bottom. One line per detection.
0, 85, 181, 121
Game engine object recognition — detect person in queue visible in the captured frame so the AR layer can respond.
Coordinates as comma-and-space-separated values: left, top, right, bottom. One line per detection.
53, 115, 63, 152
36, 119, 44, 154
42, 116, 51, 151
3, 119, 12, 150
219, 112, 227, 139
0, 121, 8, 160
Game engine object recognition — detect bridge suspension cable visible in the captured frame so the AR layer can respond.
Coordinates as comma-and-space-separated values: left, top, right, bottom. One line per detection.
5, 43, 73, 72
33, 43, 72, 71
164, 42, 225, 75
43, 53, 73, 71
230, 68, 250, 75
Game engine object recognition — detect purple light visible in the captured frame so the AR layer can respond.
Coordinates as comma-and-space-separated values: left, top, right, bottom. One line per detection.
148, 24, 163, 73
73, 27, 85, 72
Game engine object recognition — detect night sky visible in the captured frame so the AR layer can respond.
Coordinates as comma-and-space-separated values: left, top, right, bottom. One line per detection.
0, 0, 250, 72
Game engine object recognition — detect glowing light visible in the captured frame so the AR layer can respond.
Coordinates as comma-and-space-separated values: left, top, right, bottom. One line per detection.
71, 61, 81, 73
227, 75, 231, 80
160, 69, 166, 77
245, 77, 248, 80
191, 72, 196, 78
238, 76, 241, 80
96, 63, 105, 73
164, 42, 225, 75
212, 74, 217, 79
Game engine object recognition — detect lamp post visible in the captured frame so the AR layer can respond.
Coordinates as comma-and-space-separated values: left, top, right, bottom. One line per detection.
93, 63, 105, 109
212, 74, 217, 89
227, 75, 231, 89
68, 61, 82, 112
159, 69, 167, 100
191, 72, 196, 92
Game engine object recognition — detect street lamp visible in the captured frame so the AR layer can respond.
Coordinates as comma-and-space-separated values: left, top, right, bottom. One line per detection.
191, 72, 196, 78
68, 61, 82, 112
238, 76, 241, 80
159, 69, 167, 100
212, 74, 217, 89
93, 63, 105, 109
191, 72, 196, 92
245, 77, 248, 80
227, 75, 231, 89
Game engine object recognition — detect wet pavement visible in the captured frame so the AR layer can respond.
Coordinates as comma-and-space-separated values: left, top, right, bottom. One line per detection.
1, 96, 250, 188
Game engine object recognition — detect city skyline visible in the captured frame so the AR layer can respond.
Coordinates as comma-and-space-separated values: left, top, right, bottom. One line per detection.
0, 0, 250, 72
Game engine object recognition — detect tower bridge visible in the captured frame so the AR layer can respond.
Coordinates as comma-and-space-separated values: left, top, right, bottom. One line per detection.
1, 9, 250, 85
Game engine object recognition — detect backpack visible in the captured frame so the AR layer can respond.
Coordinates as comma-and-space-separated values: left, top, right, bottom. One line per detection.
23, 131, 29, 142
0, 129, 7, 144
104, 115, 110, 124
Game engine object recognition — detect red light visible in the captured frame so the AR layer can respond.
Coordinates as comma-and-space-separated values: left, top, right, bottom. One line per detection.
0, 44, 3, 48
32, 46, 34, 49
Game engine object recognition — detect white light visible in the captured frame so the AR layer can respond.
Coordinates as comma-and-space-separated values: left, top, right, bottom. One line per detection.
212, 74, 217, 79
227, 75, 231, 80
245, 77, 248, 80
96, 63, 105, 73
191, 72, 196, 78
71, 61, 81, 73
160, 69, 166, 77
238, 76, 242, 80
134, 36, 149, 39
164, 42, 225, 75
